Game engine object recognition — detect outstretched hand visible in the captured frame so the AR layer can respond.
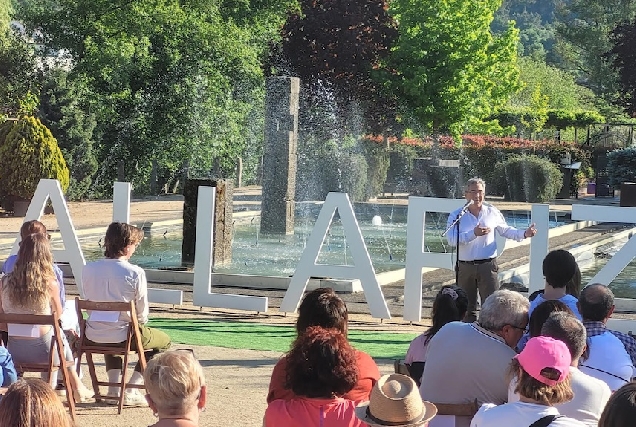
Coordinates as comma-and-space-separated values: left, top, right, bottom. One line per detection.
524, 223, 537, 238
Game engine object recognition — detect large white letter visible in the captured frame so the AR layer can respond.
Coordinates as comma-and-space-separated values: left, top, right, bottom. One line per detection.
11, 179, 87, 296
193, 186, 268, 312
280, 192, 390, 319
571, 205, 636, 285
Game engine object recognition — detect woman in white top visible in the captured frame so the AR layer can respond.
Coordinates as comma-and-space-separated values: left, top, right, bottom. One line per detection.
0, 233, 93, 402
471, 336, 585, 427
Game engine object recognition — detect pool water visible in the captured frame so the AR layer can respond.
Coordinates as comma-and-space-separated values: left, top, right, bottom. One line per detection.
77, 210, 568, 276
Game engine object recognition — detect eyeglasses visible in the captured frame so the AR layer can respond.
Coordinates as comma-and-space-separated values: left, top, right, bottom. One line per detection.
508, 324, 526, 331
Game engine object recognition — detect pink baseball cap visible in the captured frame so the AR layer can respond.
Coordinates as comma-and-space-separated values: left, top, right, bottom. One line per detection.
515, 336, 571, 386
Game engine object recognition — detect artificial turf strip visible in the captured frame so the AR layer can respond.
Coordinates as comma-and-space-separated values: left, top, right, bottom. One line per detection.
148, 318, 418, 360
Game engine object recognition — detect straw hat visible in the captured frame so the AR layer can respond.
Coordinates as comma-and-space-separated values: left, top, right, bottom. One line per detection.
355, 374, 437, 427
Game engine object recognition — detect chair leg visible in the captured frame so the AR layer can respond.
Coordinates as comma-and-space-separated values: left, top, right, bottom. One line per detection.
118, 353, 130, 415
61, 366, 76, 420
86, 353, 101, 402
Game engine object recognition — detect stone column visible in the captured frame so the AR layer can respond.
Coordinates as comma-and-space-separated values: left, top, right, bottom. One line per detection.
181, 179, 233, 267
260, 76, 300, 234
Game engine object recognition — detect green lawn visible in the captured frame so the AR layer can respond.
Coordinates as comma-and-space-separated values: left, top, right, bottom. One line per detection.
148, 318, 418, 359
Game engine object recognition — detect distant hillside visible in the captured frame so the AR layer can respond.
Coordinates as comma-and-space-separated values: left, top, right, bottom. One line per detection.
493, 0, 565, 62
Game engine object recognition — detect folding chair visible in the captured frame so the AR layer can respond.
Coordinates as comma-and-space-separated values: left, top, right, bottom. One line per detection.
75, 298, 147, 414
0, 310, 76, 420
428, 399, 479, 427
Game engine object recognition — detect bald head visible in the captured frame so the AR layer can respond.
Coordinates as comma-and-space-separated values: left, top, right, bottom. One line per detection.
579, 283, 614, 322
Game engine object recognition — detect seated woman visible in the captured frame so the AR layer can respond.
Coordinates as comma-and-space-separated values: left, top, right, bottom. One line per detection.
0, 234, 93, 403
516, 300, 573, 352
598, 382, 636, 427
144, 350, 206, 427
404, 285, 468, 385
470, 336, 585, 426
265, 326, 363, 427
267, 288, 379, 404
0, 377, 75, 427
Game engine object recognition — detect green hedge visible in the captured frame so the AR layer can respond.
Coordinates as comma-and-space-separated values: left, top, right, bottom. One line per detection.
493, 155, 563, 202
0, 116, 70, 200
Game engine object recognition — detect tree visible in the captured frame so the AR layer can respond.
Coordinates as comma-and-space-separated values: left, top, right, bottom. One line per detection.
38, 69, 98, 200
609, 19, 636, 117
382, 0, 520, 137
0, 30, 40, 117
0, 116, 69, 200
269, 0, 398, 135
555, 0, 636, 106
18, 0, 294, 194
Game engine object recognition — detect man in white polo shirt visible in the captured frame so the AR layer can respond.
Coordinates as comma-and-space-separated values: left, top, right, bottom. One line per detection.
446, 178, 537, 322
420, 289, 529, 427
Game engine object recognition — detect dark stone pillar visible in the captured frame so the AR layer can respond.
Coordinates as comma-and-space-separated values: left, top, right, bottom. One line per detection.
181, 179, 233, 267
260, 76, 300, 235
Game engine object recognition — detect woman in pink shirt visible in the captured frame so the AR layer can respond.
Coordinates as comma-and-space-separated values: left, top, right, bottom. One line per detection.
265, 326, 364, 427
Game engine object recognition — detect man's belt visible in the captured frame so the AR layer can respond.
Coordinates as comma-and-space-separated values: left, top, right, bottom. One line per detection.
458, 258, 495, 265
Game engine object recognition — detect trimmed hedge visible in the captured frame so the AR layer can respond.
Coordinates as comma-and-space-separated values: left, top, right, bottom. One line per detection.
0, 116, 70, 200
493, 155, 563, 202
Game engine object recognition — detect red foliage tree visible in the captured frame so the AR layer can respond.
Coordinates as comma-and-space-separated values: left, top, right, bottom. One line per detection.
609, 19, 636, 117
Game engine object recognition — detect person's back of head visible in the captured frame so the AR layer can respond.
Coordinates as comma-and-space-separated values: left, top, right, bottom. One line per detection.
296, 287, 348, 335
598, 382, 636, 427
0, 378, 74, 427
426, 285, 468, 343
285, 326, 358, 398
510, 336, 573, 406
543, 249, 577, 289
479, 289, 529, 332
104, 222, 144, 259
19, 220, 48, 240
540, 312, 587, 361
144, 350, 206, 416
578, 283, 614, 322
528, 300, 572, 338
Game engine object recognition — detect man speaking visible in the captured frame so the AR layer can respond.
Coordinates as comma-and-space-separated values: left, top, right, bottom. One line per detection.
446, 177, 537, 322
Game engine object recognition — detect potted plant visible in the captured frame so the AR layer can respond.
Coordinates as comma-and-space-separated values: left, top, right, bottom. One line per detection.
0, 116, 70, 216
607, 147, 636, 207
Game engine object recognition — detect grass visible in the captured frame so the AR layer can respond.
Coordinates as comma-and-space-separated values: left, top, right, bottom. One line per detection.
148, 318, 418, 359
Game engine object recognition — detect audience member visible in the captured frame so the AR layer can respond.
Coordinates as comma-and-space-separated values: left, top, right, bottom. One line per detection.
264, 326, 363, 427
0, 345, 16, 387
529, 250, 581, 319
355, 374, 437, 427
144, 350, 206, 427
516, 300, 573, 352
528, 264, 582, 302
510, 312, 611, 426
598, 382, 636, 427
419, 289, 529, 427
0, 234, 92, 402
404, 285, 468, 385
577, 284, 635, 390
267, 288, 379, 404
1, 220, 77, 338
0, 378, 75, 427
82, 222, 171, 406
471, 336, 584, 426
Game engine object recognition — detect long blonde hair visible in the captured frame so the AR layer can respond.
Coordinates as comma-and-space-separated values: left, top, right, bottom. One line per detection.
3, 233, 55, 310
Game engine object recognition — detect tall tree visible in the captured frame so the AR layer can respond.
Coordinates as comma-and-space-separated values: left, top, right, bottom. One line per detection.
383, 0, 520, 137
38, 69, 98, 200
609, 19, 636, 117
555, 0, 636, 106
18, 0, 294, 194
269, 0, 398, 135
